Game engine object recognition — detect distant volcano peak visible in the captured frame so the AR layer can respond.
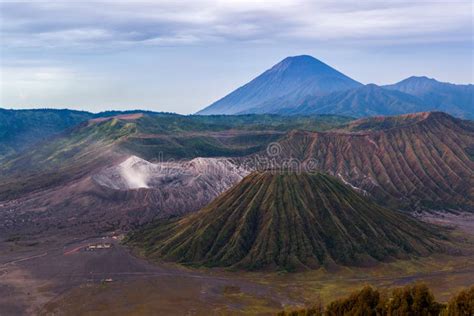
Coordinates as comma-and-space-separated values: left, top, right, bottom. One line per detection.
197, 55, 361, 115
276, 55, 325, 67
405, 75, 437, 82
270, 55, 343, 76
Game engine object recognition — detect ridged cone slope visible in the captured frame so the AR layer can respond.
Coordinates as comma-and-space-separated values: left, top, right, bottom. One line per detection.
128, 172, 446, 271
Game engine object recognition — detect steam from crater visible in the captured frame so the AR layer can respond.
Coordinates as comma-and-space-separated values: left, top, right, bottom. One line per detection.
94, 155, 250, 191
116, 156, 152, 189
119, 163, 149, 189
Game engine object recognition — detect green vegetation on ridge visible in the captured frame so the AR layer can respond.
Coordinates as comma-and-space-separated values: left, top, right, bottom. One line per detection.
0, 118, 136, 201
0, 108, 160, 159
0, 108, 93, 157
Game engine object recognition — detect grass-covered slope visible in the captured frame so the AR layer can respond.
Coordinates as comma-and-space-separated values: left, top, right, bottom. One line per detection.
127, 172, 447, 271
0, 108, 159, 159
0, 118, 136, 201
119, 113, 351, 160
0, 112, 351, 175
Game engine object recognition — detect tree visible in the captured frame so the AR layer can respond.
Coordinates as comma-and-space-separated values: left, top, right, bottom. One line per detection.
387, 283, 445, 315
277, 283, 474, 316
444, 286, 474, 316
326, 285, 385, 315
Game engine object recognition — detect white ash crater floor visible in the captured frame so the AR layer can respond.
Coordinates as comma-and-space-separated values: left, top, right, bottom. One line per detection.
93, 155, 249, 191
0, 155, 251, 238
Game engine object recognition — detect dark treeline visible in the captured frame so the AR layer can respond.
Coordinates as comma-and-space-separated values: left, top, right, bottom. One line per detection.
278, 284, 474, 316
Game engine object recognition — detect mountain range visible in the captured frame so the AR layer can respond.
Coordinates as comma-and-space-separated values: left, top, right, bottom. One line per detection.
198, 55, 473, 118
385, 76, 474, 118
279, 84, 427, 117
0, 113, 350, 237
254, 112, 474, 210
1, 110, 471, 242
0, 56, 473, 276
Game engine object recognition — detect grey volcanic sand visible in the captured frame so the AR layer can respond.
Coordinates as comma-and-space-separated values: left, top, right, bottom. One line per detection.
0, 235, 283, 315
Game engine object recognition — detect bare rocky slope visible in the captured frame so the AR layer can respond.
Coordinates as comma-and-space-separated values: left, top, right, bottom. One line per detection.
250, 112, 474, 210
0, 156, 249, 238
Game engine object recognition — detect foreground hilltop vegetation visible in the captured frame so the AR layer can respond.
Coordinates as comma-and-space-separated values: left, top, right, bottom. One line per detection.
126, 171, 448, 271
279, 284, 474, 316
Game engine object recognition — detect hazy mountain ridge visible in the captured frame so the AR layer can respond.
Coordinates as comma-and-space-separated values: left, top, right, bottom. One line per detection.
197, 56, 473, 118
384, 76, 474, 118
277, 84, 429, 117
0, 108, 93, 158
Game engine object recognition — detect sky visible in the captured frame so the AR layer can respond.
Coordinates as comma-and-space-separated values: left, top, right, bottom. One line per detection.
0, 0, 473, 114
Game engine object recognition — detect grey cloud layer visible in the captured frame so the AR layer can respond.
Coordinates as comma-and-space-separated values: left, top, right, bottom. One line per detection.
1, 0, 472, 50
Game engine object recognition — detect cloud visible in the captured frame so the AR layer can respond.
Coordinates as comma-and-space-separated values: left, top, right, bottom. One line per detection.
0, 0, 471, 51
0, 60, 81, 103
1, 0, 472, 113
